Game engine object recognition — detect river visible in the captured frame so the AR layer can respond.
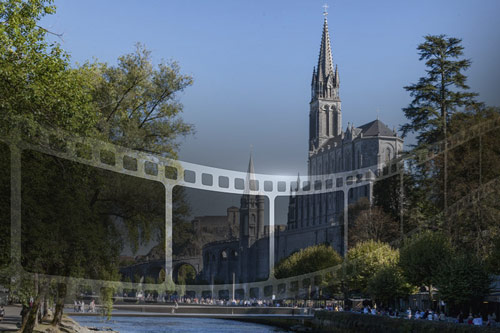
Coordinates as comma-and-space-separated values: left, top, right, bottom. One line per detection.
71, 315, 288, 332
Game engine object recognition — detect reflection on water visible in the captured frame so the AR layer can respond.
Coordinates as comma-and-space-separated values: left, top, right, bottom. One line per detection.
71, 315, 286, 333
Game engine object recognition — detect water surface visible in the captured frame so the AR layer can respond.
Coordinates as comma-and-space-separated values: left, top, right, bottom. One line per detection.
72, 315, 287, 333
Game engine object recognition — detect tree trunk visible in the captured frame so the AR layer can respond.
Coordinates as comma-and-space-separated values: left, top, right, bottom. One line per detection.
21, 296, 41, 333
428, 284, 433, 310
51, 283, 67, 326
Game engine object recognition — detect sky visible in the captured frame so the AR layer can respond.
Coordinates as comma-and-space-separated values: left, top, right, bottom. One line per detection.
41, 0, 500, 176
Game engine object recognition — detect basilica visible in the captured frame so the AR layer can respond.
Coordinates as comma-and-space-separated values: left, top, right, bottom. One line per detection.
199, 13, 403, 284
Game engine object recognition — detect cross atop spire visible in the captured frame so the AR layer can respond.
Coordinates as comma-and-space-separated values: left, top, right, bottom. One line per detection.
323, 3, 329, 17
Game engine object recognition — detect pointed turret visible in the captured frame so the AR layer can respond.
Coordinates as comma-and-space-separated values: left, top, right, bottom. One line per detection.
334, 65, 339, 88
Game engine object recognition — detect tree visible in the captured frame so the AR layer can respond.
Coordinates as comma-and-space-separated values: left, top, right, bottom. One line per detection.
399, 231, 452, 305
91, 43, 193, 158
367, 264, 416, 308
343, 240, 399, 295
349, 204, 400, 247
487, 237, 500, 275
0, 0, 99, 138
446, 106, 500, 258
400, 35, 481, 235
401, 35, 479, 146
274, 244, 343, 279
435, 253, 490, 313
1, 1, 195, 331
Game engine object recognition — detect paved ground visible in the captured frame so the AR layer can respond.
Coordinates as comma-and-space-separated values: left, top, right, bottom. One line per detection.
0, 305, 21, 332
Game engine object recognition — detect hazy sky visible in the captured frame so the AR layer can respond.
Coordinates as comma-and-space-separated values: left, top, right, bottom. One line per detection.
41, 0, 500, 176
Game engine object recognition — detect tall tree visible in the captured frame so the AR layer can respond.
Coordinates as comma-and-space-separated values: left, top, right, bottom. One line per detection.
446, 106, 500, 258
1, 1, 195, 331
400, 35, 479, 146
400, 35, 481, 234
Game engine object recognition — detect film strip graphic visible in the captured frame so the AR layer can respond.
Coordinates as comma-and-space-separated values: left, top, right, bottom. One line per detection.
1, 112, 499, 300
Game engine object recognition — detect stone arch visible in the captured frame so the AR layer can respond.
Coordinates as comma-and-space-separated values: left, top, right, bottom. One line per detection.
146, 263, 163, 283
172, 262, 197, 284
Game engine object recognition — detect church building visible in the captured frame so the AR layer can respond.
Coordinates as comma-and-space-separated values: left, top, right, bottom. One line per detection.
201, 11, 403, 284
276, 11, 403, 259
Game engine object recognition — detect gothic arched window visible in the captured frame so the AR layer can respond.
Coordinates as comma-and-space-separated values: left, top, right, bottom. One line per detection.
221, 250, 228, 260
385, 147, 392, 162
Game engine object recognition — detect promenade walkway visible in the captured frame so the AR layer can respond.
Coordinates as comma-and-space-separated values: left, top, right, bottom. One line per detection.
0, 305, 21, 332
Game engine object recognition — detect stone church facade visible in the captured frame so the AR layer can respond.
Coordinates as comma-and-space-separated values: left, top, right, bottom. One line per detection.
199, 156, 270, 284
200, 14, 403, 284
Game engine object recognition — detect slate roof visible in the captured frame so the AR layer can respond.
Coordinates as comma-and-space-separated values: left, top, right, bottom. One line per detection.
358, 119, 395, 137
316, 119, 397, 151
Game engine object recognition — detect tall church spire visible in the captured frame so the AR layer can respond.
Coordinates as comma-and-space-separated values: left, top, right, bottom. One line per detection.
246, 149, 257, 192
311, 9, 338, 100
309, 7, 342, 153
316, 16, 334, 82
247, 150, 255, 175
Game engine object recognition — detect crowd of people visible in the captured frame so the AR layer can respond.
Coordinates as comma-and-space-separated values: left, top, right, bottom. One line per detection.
81, 291, 500, 328
455, 311, 497, 326
73, 299, 96, 313
356, 305, 499, 327
121, 292, 276, 307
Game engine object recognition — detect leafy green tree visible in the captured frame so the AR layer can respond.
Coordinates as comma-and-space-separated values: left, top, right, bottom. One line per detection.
343, 240, 399, 295
158, 268, 166, 283
487, 237, 500, 275
446, 106, 500, 258
274, 244, 343, 279
177, 264, 196, 285
91, 44, 193, 157
399, 231, 452, 304
0, 143, 9, 274
367, 264, 416, 308
435, 253, 490, 312
0, 0, 99, 137
1, 2, 194, 330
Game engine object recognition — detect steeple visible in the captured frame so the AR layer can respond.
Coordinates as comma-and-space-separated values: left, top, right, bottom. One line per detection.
240, 151, 265, 247
246, 149, 257, 192
311, 12, 339, 100
309, 7, 342, 153
316, 17, 334, 82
